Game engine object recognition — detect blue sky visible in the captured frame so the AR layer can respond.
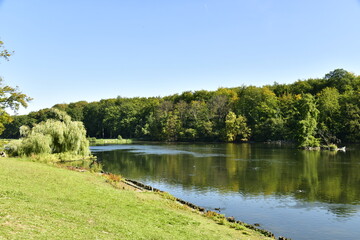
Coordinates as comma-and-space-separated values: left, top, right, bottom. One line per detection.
0, 0, 360, 114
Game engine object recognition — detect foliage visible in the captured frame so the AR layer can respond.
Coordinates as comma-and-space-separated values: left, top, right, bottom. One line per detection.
2, 68, 360, 146
0, 40, 32, 134
6, 109, 90, 157
0, 40, 12, 61
294, 94, 320, 147
316, 87, 341, 145
223, 111, 251, 142
0, 79, 32, 134
0, 39, 358, 146
335, 88, 360, 142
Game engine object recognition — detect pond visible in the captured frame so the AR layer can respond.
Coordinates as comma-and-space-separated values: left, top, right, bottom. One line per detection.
91, 143, 360, 240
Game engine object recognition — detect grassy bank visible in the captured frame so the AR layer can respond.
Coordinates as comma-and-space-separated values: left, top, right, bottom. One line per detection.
0, 158, 272, 240
89, 138, 133, 145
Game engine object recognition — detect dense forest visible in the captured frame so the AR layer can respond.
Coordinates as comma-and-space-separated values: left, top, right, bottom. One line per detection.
2, 69, 360, 146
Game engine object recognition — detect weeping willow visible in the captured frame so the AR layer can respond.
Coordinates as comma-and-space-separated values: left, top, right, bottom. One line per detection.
7, 109, 90, 157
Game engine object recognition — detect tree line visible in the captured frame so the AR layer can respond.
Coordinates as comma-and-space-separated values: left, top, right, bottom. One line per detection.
2, 69, 360, 147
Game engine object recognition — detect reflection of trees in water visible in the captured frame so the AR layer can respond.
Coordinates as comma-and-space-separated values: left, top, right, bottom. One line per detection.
327, 205, 359, 218
96, 143, 360, 213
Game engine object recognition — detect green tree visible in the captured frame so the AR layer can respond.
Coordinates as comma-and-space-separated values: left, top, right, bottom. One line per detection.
115, 97, 148, 138
294, 94, 320, 147
0, 115, 35, 139
236, 86, 281, 140
0, 41, 32, 134
223, 111, 250, 142
339, 91, 360, 142
83, 102, 105, 138
324, 69, 355, 93
7, 109, 90, 156
53, 101, 88, 121
278, 93, 298, 141
162, 112, 181, 142
316, 87, 341, 144
103, 105, 121, 138
143, 100, 174, 141
187, 100, 213, 140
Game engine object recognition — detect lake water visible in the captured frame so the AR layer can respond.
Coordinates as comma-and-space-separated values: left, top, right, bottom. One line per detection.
91, 143, 360, 240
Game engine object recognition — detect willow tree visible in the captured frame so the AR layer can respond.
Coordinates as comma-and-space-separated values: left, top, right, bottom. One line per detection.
7, 109, 90, 157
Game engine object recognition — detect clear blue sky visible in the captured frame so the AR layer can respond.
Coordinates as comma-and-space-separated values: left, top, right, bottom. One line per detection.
1, 0, 360, 114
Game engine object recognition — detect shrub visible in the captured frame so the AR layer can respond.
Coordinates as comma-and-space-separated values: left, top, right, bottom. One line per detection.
328, 144, 338, 151
106, 173, 121, 183
7, 109, 90, 158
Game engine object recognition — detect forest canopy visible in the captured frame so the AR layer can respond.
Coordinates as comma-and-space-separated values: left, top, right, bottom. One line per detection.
2, 69, 360, 147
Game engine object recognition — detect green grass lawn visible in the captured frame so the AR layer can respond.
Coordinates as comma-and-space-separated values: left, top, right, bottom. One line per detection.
0, 158, 272, 240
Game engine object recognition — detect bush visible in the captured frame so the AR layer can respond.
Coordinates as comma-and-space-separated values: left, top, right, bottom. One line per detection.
7, 109, 90, 158
328, 144, 338, 151
21, 133, 52, 155
299, 136, 320, 148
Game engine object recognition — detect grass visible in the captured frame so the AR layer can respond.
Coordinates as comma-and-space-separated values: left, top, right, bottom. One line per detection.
88, 138, 133, 145
0, 139, 11, 151
0, 158, 272, 240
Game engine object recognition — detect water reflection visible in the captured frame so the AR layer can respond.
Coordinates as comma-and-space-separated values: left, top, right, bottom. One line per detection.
92, 143, 360, 239
94, 143, 360, 207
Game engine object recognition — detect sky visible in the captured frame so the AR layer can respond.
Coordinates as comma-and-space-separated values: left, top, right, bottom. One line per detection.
0, 0, 360, 114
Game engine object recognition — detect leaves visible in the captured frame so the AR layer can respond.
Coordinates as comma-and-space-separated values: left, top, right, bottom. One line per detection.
0, 40, 31, 134
3, 69, 360, 145
0, 40, 13, 61
7, 109, 90, 157
224, 111, 250, 142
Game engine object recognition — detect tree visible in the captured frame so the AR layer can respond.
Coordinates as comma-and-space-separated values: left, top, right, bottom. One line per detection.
53, 101, 88, 121
324, 69, 355, 93
223, 111, 250, 142
0, 115, 35, 139
187, 100, 213, 140
316, 87, 341, 144
0, 41, 32, 134
339, 91, 360, 142
7, 109, 90, 157
0, 40, 12, 61
162, 112, 181, 142
236, 86, 281, 140
294, 94, 320, 148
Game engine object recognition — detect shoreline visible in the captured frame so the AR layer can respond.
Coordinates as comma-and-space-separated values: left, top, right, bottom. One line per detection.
3, 157, 275, 240
59, 158, 290, 239
121, 177, 290, 240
